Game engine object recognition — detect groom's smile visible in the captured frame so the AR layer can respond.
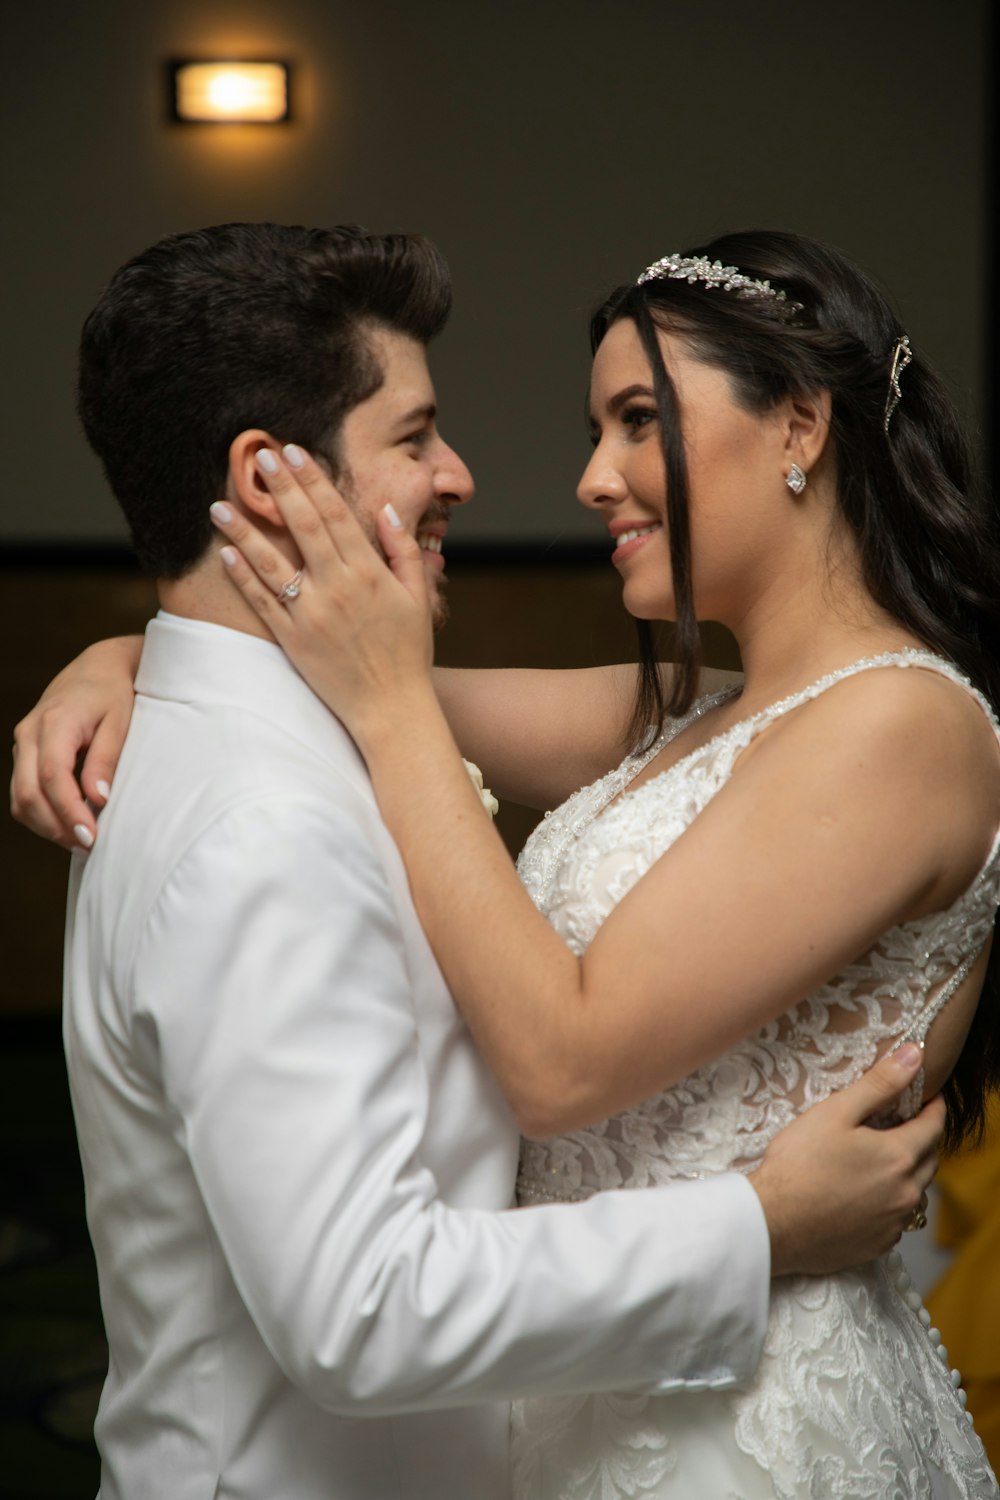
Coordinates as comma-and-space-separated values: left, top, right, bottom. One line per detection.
333, 326, 474, 626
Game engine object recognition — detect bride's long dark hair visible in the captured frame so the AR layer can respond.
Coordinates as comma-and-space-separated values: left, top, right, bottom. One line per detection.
591, 229, 1000, 1149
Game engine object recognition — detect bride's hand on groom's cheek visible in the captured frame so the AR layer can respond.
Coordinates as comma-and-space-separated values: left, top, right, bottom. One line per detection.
211, 445, 434, 737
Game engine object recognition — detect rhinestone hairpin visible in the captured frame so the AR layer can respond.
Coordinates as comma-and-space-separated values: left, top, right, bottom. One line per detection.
883, 335, 913, 432
637, 253, 803, 311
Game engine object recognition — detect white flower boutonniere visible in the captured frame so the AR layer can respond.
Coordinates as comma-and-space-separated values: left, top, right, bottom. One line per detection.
462, 759, 499, 819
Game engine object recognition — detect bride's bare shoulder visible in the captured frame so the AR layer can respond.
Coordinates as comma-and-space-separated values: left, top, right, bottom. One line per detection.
816, 659, 998, 773
750, 658, 1000, 900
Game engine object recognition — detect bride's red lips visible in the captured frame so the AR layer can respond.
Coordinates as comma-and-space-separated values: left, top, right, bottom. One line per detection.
607, 518, 659, 538
609, 521, 662, 568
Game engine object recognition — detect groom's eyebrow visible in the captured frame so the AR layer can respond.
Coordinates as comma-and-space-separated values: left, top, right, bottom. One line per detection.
396, 402, 437, 428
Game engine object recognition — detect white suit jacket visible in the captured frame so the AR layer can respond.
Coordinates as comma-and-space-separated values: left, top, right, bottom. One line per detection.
63, 613, 769, 1500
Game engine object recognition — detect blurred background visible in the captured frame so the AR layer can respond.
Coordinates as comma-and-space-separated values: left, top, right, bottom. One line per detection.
1, 1, 995, 1493
2, 0, 992, 547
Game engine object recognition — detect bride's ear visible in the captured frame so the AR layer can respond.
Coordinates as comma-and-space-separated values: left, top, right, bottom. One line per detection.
226, 429, 288, 529
781, 390, 832, 476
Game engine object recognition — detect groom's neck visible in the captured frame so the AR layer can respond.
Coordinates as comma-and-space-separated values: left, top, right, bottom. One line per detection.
157, 553, 276, 643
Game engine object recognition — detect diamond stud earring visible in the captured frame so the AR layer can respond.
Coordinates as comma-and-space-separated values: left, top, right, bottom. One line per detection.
785, 463, 807, 495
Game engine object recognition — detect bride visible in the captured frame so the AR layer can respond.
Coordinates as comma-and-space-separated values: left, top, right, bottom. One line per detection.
14, 230, 1000, 1496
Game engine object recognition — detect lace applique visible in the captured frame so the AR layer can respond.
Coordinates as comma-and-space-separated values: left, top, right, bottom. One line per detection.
513, 650, 1000, 1499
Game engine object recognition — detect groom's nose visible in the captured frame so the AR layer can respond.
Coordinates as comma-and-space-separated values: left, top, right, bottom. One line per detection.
433, 437, 475, 506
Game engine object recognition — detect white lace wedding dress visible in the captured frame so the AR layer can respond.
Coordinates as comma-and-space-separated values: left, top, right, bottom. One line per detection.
513, 650, 1000, 1500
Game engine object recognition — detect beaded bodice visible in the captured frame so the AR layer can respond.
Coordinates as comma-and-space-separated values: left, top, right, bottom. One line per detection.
516, 650, 1000, 1207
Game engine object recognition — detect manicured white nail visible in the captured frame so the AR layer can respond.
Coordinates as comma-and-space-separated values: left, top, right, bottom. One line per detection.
283, 443, 305, 468
384, 503, 403, 528
256, 449, 280, 475
210, 501, 233, 524
219, 546, 238, 567
74, 824, 94, 849
96, 780, 111, 800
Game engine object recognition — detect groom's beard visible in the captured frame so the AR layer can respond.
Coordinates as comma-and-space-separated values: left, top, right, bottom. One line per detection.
336, 467, 451, 630
413, 503, 452, 630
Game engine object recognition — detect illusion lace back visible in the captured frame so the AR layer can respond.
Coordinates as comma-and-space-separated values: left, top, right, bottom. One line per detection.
513, 650, 1000, 1500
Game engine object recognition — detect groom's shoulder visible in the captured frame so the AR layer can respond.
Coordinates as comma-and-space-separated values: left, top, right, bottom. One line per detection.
85, 694, 389, 955
93, 617, 390, 904
131, 615, 373, 807
124, 691, 372, 840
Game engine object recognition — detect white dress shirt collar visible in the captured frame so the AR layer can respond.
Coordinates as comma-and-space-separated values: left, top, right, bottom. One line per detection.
138, 610, 371, 794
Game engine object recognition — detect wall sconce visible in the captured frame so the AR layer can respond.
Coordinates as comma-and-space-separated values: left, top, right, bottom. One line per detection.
170, 61, 291, 124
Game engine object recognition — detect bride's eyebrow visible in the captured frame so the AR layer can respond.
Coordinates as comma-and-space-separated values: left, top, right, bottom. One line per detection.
585, 383, 656, 431
606, 384, 655, 415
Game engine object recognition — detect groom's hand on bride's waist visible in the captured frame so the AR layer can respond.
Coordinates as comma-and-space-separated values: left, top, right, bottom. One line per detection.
749, 1043, 943, 1277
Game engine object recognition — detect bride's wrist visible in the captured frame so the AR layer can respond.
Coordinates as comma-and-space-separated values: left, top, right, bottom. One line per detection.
349, 678, 443, 759
53, 634, 142, 695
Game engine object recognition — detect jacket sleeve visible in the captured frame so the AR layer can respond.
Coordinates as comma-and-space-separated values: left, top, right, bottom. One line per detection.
137, 791, 769, 1416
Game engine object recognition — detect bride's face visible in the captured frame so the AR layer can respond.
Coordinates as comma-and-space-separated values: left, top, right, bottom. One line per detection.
578, 318, 794, 624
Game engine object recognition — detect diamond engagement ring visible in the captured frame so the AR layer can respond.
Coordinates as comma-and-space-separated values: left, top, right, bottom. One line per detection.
276, 569, 304, 604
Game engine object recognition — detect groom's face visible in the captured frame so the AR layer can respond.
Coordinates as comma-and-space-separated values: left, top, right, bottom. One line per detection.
333, 327, 474, 626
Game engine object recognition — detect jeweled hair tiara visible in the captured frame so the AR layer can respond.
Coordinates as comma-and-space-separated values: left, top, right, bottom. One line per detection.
636, 252, 912, 431
637, 253, 803, 312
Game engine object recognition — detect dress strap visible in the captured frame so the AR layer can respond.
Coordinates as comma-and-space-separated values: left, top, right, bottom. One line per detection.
741, 647, 1000, 746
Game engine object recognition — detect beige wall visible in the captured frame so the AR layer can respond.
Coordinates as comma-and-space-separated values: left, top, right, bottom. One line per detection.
2, 0, 990, 546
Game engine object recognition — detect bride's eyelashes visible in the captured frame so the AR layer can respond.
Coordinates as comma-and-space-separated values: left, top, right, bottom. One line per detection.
587, 405, 659, 448
620, 403, 658, 437
587, 405, 656, 444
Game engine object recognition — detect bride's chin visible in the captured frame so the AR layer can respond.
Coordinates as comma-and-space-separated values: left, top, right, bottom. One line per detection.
619, 584, 675, 622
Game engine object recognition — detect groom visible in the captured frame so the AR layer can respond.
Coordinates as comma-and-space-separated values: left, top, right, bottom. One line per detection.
42, 224, 937, 1500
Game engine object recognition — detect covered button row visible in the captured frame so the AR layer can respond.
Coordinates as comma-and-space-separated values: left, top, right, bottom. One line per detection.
886, 1250, 972, 1422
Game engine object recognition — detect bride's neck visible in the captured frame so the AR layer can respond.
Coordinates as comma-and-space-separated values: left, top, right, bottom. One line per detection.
722, 551, 922, 708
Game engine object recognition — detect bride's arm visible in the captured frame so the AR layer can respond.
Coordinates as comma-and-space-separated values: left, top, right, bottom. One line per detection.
434, 666, 634, 809
435, 664, 742, 811
328, 661, 983, 1137
8, 612, 738, 840
11, 635, 142, 848
217, 451, 996, 1137
10, 647, 674, 844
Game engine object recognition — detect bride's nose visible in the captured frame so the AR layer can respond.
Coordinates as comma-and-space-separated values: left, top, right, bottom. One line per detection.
577, 445, 629, 511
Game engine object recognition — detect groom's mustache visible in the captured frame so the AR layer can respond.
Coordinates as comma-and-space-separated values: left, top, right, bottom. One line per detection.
416, 503, 452, 533
371, 503, 452, 554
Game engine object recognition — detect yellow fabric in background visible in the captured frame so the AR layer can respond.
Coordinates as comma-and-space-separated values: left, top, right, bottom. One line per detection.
927, 1094, 1000, 1471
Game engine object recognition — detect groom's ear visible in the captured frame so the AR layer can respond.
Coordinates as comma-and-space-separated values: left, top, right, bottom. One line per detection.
226, 429, 288, 529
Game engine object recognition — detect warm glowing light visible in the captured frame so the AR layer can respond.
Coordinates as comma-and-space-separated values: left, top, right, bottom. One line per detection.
172, 62, 290, 123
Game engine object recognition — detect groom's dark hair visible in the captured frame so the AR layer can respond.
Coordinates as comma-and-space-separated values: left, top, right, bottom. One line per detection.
78, 223, 452, 577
